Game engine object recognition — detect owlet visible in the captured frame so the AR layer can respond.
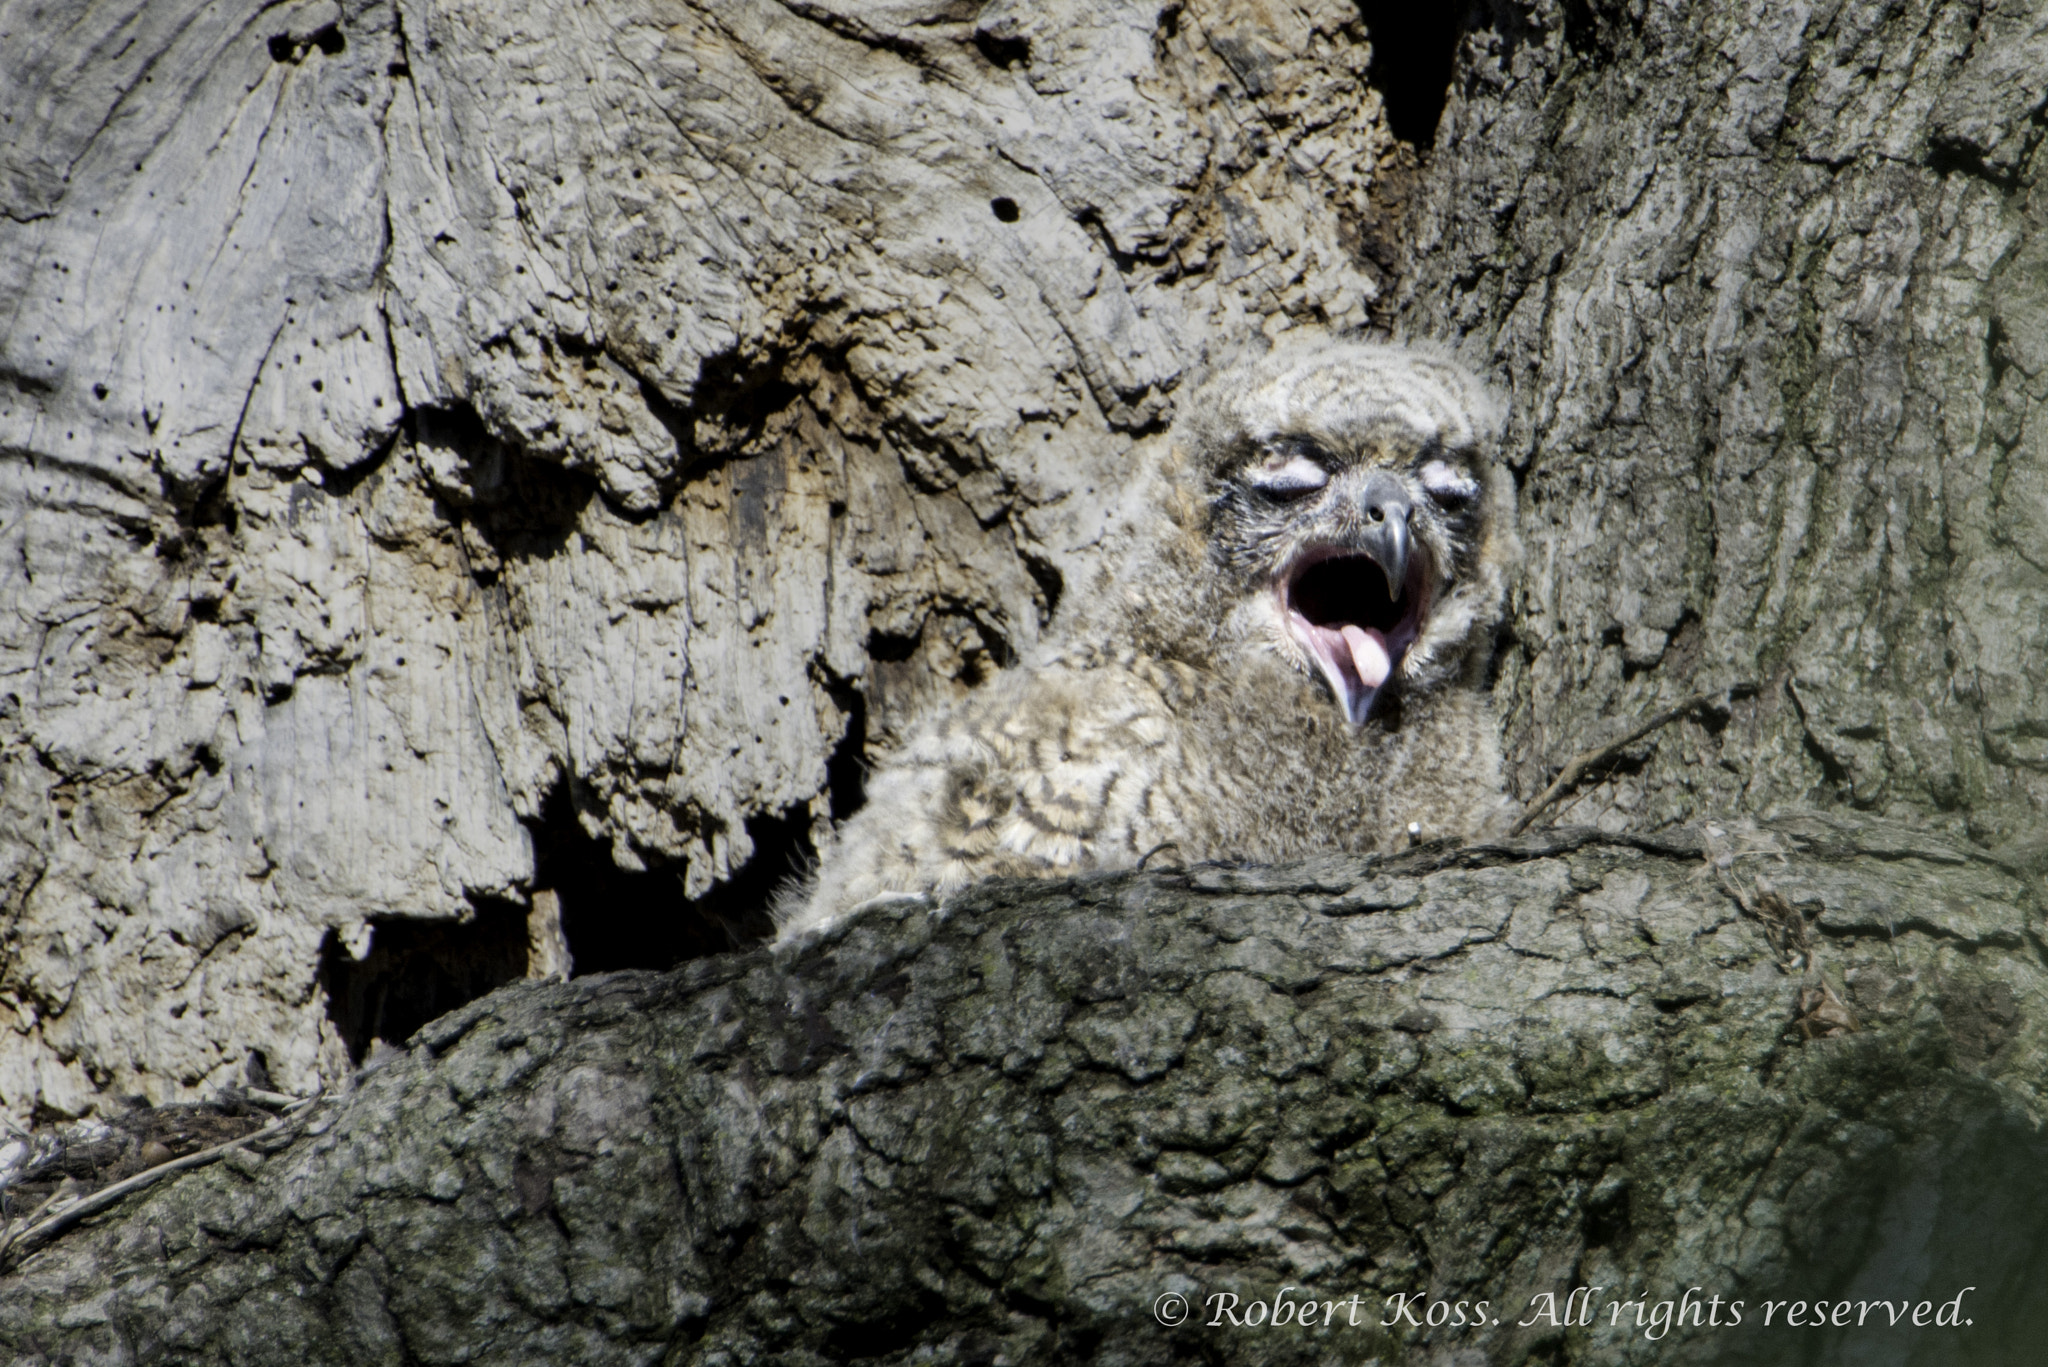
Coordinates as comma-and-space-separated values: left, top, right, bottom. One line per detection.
777, 336, 1520, 941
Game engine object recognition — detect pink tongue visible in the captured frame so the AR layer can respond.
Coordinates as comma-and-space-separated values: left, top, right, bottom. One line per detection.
1342, 625, 1391, 688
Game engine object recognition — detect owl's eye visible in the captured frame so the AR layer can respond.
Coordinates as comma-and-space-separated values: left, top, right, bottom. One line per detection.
1246, 453, 1330, 498
1418, 459, 1480, 504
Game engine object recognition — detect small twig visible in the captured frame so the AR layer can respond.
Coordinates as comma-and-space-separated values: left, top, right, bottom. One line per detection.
1510, 685, 1753, 836
0, 1186, 69, 1262
1136, 841, 1183, 871
0, 1090, 325, 1269
244, 1087, 302, 1111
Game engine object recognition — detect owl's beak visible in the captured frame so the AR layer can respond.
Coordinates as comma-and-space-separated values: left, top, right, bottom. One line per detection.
1359, 472, 1411, 601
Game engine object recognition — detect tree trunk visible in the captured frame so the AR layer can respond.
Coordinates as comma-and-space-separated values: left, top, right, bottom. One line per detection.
3, 0, 2047, 1359
3, 0, 1406, 1115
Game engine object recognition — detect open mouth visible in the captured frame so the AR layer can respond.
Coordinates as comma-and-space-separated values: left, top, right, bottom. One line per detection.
1280, 548, 1429, 724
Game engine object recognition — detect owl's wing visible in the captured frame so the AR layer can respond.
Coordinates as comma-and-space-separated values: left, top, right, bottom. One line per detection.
926, 657, 1193, 880
781, 657, 1200, 940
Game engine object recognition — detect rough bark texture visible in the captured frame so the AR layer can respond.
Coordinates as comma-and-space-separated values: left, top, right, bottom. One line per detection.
1, 0, 1404, 1117
5, 817, 2046, 1365
1414, 0, 2048, 859
2, 0, 2040, 1120
4, 0, 2048, 1358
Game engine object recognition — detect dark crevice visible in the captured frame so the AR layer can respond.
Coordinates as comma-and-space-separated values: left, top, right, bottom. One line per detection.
683, 344, 808, 475
533, 780, 795, 975
320, 904, 529, 1066
267, 24, 345, 64
972, 31, 1030, 70
1561, 0, 1641, 59
975, 615, 1017, 674
1798, 726, 1855, 794
1022, 550, 1065, 626
1927, 137, 2024, 193
822, 1290, 951, 1361
825, 684, 869, 822
867, 630, 920, 664
1072, 206, 1152, 271
1986, 314, 2015, 389
1582, 1177, 1632, 1249
413, 404, 594, 577
185, 468, 238, 540
1357, 3, 1463, 149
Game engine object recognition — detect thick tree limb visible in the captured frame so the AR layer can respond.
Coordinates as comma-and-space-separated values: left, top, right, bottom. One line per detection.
3, 817, 2043, 1365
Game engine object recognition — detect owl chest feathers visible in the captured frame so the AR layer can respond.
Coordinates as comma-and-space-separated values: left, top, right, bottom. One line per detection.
921, 646, 1491, 876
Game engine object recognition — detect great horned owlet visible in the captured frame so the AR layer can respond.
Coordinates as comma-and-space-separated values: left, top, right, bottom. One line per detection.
777, 336, 1520, 941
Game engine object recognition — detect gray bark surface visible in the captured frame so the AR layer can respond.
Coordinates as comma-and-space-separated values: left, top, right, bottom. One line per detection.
1403, 0, 2048, 859
3, 0, 2048, 1360
1, 0, 1399, 1116
1, 0, 2041, 1120
4, 818, 2045, 1365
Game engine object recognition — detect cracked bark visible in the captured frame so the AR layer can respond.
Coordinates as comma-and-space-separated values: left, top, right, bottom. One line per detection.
4, 0, 2048, 1359
5, 816, 2047, 1365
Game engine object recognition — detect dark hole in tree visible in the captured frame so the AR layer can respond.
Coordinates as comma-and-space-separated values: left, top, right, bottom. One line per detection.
267, 34, 294, 62
533, 781, 811, 975
1025, 553, 1065, 625
320, 903, 529, 1066
824, 1289, 954, 1362
1357, 3, 1462, 149
312, 24, 346, 56
1583, 1177, 1631, 1249
826, 685, 869, 821
973, 31, 1031, 70
990, 196, 1021, 223
867, 630, 919, 663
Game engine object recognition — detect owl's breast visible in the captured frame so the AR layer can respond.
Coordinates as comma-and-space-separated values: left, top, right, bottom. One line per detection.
1149, 650, 1498, 863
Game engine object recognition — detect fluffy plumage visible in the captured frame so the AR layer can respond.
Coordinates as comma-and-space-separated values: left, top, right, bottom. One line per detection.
777, 336, 1520, 941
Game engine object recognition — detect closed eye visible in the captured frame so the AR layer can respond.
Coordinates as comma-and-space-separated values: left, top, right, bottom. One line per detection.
1418, 458, 1480, 504
1246, 453, 1330, 499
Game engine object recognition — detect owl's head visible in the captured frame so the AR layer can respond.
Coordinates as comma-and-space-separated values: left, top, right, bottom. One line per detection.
1179, 338, 1518, 723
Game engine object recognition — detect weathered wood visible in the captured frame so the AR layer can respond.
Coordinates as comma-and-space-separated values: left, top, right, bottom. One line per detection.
3, 819, 2043, 1364
0, 0, 1409, 1117
1, 17, 2046, 1361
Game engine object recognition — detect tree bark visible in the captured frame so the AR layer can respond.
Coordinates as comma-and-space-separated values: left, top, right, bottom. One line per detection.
4, 816, 2045, 1364
1, 0, 1404, 1115
3, 0, 2048, 1359
1407, 0, 2048, 861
